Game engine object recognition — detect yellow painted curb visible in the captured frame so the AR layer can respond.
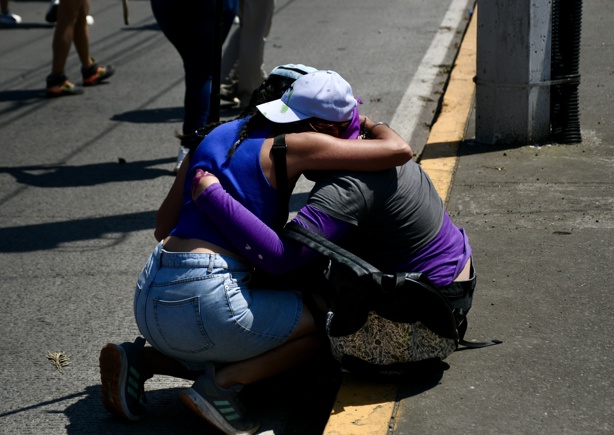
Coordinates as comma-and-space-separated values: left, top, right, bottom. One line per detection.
323, 8, 478, 435
325, 377, 398, 435
420, 7, 478, 203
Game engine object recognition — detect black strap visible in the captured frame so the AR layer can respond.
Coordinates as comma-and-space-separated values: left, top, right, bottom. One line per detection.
272, 135, 289, 229
282, 222, 502, 349
283, 222, 457, 340
282, 222, 380, 279
458, 338, 503, 349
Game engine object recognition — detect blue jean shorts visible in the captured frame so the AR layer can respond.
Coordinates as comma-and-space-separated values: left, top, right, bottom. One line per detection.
134, 241, 302, 370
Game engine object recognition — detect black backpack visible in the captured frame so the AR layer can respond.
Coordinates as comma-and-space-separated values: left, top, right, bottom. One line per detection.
281, 222, 501, 380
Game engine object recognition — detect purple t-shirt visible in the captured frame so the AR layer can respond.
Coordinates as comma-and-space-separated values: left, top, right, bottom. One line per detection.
197, 161, 471, 287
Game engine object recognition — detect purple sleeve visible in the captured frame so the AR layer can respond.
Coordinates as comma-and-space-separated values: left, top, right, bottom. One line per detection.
195, 184, 352, 274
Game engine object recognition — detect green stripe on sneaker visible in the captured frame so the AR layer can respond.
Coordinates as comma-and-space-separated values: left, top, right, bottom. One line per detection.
127, 385, 138, 399
211, 400, 241, 420
213, 400, 229, 406
129, 366, 140, 378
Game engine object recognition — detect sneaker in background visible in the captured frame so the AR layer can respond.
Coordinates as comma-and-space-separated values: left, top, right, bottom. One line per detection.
179, 364, 259, 435
220, 82, 240, 107
82, 61, 115, 86
44, 0, 58, 23
0, 11, 22, 25
46, 73, 84, 97
46, 0, 93, 26
99, 337, 151, 422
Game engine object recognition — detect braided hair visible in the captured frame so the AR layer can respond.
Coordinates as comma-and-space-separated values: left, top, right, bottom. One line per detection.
178, 73, 351, 156
226, 75, 298, 157
177, 74, 297, 155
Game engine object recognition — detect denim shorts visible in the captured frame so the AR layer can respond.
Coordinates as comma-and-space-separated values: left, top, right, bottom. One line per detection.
134, 241, 303, 370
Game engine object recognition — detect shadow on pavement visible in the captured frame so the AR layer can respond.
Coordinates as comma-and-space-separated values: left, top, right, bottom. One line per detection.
59, 355, 342, 435
63, 385, 209, 434
0, 210, 157, 252
395, 361, 449, 400
111, 107, 184, 124
0, 23, 54, 30
420, 139, 528, 162
0, 89, 47, 103
0, 158, 175, 189
120, 23, 161, 32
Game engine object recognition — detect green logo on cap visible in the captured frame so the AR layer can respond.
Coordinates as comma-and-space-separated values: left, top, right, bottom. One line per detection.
283, 87, 295, 112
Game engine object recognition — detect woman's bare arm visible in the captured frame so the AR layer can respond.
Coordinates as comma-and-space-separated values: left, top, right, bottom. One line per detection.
284, 117, 412, 179
154, 154, 190, 241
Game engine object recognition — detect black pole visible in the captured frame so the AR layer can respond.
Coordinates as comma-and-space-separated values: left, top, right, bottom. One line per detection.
210, 0, 224, 123
550, 0, 583, 144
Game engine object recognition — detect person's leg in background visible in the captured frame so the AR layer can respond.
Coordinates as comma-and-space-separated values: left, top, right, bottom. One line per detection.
46, 0, 114, 97
234, 0, 275, 107
219, 1, 242, 104
151, 0, 237, 172
219, 0, 275, 108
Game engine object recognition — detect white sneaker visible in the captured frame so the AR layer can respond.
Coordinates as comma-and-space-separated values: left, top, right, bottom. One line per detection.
220, 82, 238, 101
174, 146, 190, 173
0, 11, 22, 25
45, 0, 93, 25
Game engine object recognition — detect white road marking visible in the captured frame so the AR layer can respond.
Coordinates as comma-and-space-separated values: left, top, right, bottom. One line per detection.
390, 0, 471, 142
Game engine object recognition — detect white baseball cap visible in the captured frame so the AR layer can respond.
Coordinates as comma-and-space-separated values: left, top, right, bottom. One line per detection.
256, 70, 357, 123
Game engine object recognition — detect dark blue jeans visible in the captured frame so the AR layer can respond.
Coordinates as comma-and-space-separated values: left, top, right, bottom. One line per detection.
150, 0, 238, 135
